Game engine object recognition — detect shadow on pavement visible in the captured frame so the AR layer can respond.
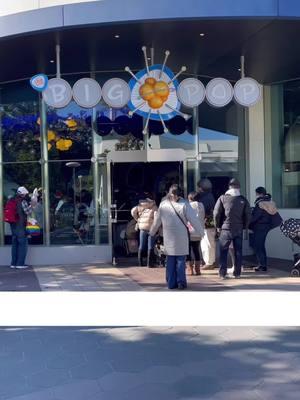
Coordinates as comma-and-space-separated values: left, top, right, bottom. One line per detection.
0, 326, 299, 399
0, 267, 41, 291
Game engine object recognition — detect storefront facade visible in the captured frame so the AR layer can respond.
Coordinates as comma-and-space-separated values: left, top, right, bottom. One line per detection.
0, 0, 299, 264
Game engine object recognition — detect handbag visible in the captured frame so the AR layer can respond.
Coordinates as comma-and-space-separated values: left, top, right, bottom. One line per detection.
169, 200, 191, 241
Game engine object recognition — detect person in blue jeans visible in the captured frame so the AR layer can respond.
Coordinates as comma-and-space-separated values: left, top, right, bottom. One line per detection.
214, 179, 251, 279
131, 197, 158, 267
249, 187, 277, 272
9, 186, 37, 269
150, 185, 204, 290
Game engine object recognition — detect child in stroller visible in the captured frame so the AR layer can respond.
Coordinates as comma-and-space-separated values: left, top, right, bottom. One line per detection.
280, 218, 300, 277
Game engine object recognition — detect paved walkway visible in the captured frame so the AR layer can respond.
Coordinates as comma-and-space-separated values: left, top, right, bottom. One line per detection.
0, 260, 299, 291
0, 326, 299, 400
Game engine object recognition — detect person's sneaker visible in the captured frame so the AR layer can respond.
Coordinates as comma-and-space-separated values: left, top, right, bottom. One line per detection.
16, 265, 29, 269
178, 283, 186, 290
254, 266, 267, 272
234, 275, 241, 279
219, 275, 228, 280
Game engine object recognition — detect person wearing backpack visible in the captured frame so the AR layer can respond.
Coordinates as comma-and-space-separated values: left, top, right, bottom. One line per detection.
4, 186, 36, 269
249, 187, 282, 272
213, 179, 251, 279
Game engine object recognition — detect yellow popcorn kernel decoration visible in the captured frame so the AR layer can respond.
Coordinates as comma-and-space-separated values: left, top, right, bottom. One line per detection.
139, 78, 170, 109
65, 119, 77, 130
47, 130, 56, 141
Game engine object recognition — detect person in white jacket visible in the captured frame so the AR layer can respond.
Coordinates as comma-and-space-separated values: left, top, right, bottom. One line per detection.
131, 197, 158, 267
186, 192, 205, 276
150, 184, 204, 290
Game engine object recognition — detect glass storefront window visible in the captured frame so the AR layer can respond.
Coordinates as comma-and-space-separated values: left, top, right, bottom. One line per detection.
94, 102, 144, 157
148, 116, 195, 158
0, 73, 247, 249
197, 101, 245, 198
47, 102, 92, 161
266, 81, 300, 208
49, 161, 94, 245
283, 81, 300, 207
2, 101, 40, 162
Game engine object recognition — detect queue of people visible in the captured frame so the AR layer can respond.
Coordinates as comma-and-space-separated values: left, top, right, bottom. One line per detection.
131, 178, 282, 289
5, 177, 281, 286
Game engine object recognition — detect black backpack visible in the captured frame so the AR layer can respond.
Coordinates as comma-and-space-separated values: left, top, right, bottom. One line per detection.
269, 212, 283, 230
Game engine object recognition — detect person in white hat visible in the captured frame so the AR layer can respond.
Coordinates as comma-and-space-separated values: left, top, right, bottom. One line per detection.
4, 186, 38, 269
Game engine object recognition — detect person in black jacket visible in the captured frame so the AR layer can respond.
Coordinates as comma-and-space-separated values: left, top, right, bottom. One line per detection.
213, 178, 251, 279
249, 187, 277, 272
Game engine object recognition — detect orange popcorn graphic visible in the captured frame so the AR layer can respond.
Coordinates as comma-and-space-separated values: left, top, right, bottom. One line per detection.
139, 77, 170, 109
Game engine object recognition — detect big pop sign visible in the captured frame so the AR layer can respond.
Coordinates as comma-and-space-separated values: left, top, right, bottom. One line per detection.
36, 75, 261, 111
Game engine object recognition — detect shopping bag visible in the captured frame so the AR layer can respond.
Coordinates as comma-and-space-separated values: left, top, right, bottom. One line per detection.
26, 217, 41, 236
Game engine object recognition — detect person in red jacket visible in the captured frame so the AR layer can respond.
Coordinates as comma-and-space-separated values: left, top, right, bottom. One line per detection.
8, 186, 36, 269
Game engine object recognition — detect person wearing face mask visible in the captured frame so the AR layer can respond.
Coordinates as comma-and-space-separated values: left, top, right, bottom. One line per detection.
249, 186, 281, 272
150, 184, 204, 290
4, 186, 38, 269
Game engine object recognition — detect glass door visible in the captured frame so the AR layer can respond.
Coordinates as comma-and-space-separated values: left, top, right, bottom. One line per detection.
109, 161, 185, 262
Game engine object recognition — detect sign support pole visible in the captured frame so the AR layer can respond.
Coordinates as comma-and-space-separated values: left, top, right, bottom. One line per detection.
151, 47, 155, 66
240, 55, 245, 78
56, 44, 61, 78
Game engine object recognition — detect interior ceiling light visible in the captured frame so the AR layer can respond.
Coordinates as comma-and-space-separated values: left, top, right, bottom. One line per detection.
114, 34, 120, 38
200, 33, 205, 37
50, 60, 55, 63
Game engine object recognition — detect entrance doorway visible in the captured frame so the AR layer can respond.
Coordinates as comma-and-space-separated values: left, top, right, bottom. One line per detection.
110, 162, 183, 259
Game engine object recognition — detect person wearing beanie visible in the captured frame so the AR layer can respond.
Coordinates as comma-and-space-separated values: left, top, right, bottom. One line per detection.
249, 186, 280, 272
213, 178, 251, 279
195, 178, 216, 269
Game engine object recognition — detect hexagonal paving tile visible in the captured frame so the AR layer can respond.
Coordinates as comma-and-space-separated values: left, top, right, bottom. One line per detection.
46, 352, 85, 370
174, 375, 223, 398
27, 369, 71, 390
52, 380, 102, 400
122, 382, 179, 400
99, 372, 144, 392
70, 360, 112, 380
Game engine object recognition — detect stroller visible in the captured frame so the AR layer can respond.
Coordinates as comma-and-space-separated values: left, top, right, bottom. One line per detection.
153, 236, 166, 268
280, 218, 300, 277
121, 219, 139, 255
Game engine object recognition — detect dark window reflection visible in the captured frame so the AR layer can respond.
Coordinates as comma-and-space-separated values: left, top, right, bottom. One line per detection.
47, 102, 92, 161
49, 161, 95, 245
2, 102, 40, 162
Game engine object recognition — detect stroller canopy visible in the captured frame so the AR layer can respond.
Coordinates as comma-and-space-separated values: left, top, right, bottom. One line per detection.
280, 218, 300, 243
